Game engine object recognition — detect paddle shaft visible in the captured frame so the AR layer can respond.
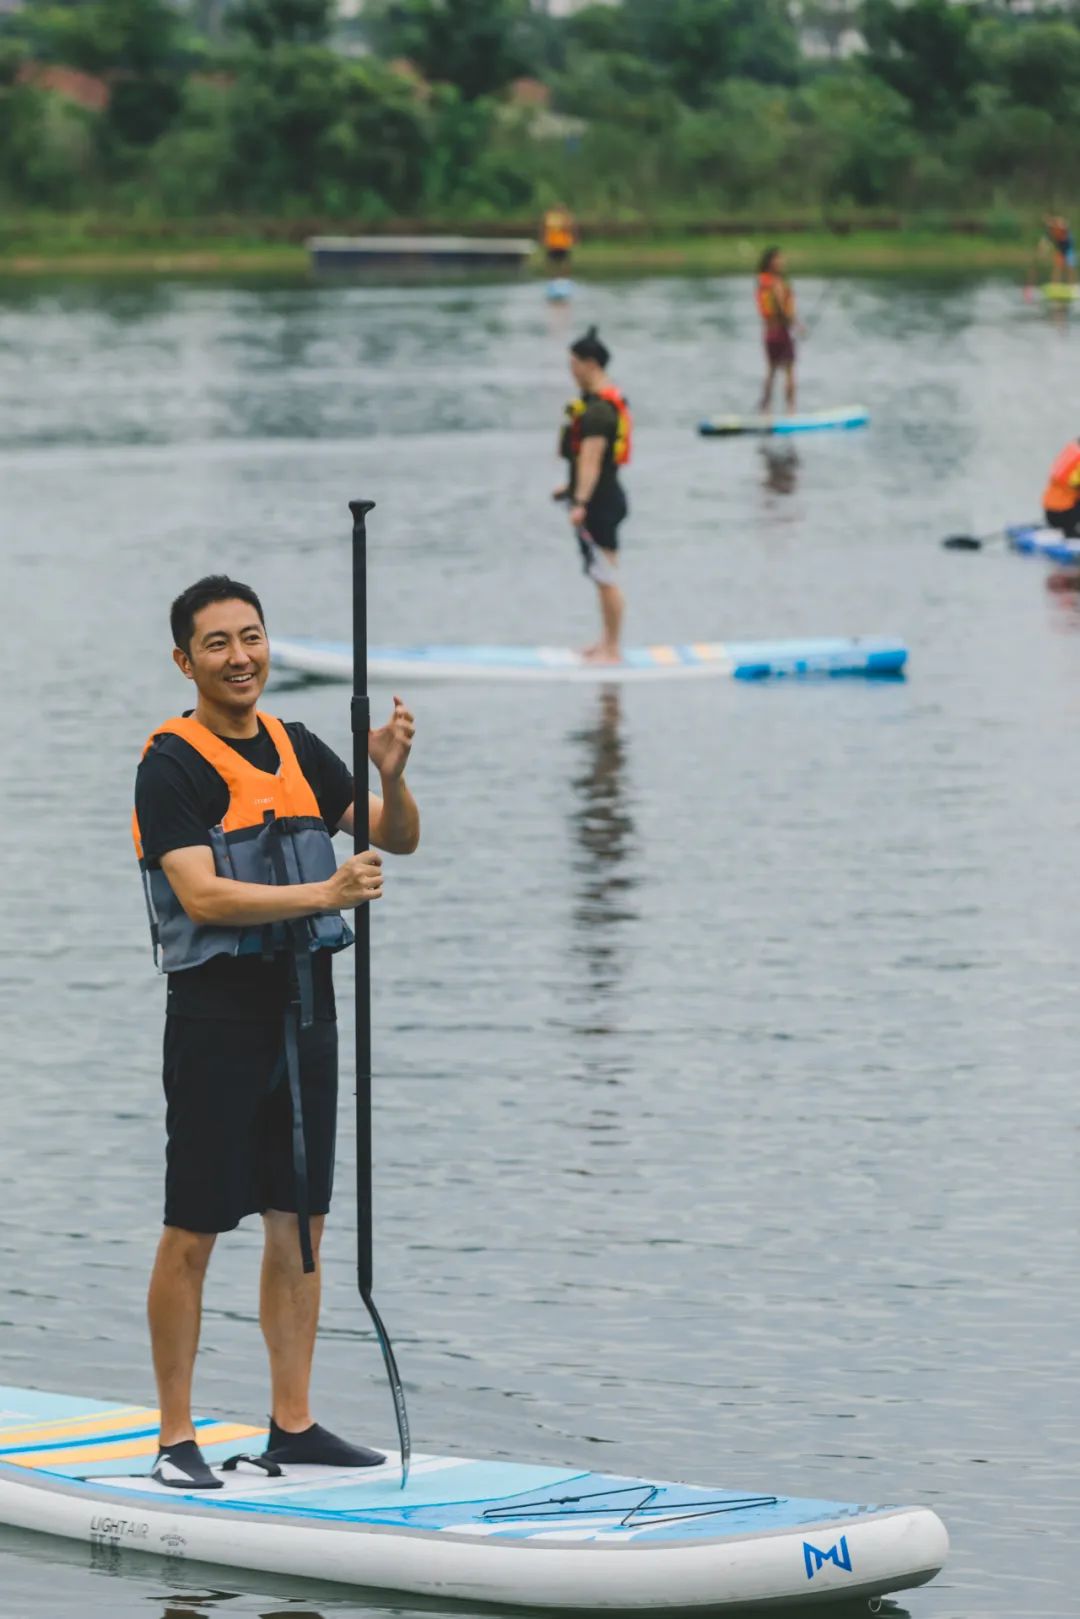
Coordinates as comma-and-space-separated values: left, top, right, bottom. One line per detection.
349, 498, 411, 1485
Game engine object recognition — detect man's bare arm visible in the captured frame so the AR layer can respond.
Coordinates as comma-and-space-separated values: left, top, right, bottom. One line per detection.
160, 844, 383, 926
337, 784, 420, 855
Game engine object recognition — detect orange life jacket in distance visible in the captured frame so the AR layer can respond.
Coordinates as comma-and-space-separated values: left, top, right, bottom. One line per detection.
1043, 439, 1080, 512
757, 270, 794, 328
566, 385, 632, 468
543, 209, 575, 252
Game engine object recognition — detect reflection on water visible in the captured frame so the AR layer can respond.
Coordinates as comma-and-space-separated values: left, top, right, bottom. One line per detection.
568, 688, 638, 1022
758, 442, 800, 497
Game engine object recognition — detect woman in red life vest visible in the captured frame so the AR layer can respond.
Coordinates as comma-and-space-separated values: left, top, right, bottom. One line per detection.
756, 246, 803, 412
1043, 439, 1080, 536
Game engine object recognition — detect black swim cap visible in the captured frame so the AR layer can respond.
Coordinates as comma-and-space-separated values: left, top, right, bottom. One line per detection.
570, 326, 610, 367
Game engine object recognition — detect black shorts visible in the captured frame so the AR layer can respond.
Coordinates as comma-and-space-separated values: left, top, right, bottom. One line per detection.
1045, 504, 1080, 539
582, 486, 628, 553
547, 246, 570, 266
162, 1015, 338, 1234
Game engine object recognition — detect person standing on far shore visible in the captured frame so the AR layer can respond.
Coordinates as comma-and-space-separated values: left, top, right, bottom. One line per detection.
542, 204, 577, 269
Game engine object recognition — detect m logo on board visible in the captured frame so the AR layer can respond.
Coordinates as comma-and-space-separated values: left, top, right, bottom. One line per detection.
803, 1533, 852, 1580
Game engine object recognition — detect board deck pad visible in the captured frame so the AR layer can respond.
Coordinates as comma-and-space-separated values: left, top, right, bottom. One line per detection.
271, 635, 907, 684
698, 404, 869, 436
0, 1386, 947, 1610
1006, 522, 1080, 564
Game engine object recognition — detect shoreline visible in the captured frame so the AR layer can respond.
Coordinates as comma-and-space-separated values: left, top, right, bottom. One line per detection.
0, 229, 1038, 281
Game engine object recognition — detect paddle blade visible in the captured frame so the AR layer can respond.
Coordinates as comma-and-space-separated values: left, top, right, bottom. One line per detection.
363, 1290, 412, 1487
942, 535, 984, 550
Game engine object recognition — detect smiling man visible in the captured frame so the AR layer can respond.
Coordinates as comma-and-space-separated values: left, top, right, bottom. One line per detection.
133, 575, 419, 1490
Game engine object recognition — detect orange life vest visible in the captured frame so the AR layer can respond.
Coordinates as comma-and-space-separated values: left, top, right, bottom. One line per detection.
757, 270, 794, 329
543, 209, 575, 252
1043, 440, 1080, 513
133, 711, 352, 975
566, 385, 632, 468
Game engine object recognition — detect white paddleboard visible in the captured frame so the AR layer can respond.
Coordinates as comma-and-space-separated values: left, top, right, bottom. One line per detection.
271, 636, 907, 684
0, 1386, 948, 1611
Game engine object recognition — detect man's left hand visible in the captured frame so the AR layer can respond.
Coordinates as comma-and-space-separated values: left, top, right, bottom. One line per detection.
569, 502, 588, 528
369, 696, 415, 779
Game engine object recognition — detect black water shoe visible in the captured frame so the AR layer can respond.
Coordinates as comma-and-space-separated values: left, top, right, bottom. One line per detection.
151, 1439, 223, 1490
262, 1418, 384, 1468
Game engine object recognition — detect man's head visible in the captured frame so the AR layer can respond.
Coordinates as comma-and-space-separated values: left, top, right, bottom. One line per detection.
569, 325, 610, 391
759, 245, 782, 275
170, 575, 269, 714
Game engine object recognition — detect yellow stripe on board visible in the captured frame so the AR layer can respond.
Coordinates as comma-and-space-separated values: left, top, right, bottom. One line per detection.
648, 645, 679, 666
691, 643, 722, 661
0, 1407, 152, 1447
6, 1421, 265, 1469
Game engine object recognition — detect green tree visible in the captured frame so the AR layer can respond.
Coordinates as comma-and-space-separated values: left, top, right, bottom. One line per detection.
623, 0, 800, 105
16, 0, 190, 145
230, 0, 334, 50
992, 22, 1080, 121
862, 0, 985, 131
798, 70, 915, 205
19, 0, 183, 76
364, 0, 536, 100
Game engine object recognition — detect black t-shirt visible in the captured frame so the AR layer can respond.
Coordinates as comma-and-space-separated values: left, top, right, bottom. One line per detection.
135, 719, 353, 1023
561, 393, 623, 512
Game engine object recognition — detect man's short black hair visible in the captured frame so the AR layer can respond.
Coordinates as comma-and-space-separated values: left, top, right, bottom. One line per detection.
570, 325, 611, 368
170, 575, 265, 655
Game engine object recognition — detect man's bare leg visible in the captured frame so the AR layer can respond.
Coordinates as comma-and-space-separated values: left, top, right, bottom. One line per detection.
584, 565, 624, 664
260, 1209, 324, 1431
148, 1226, 216, 1444
759, 361, 777, 412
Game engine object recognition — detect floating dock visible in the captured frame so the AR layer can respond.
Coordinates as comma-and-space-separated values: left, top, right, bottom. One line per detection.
307, 235, 535, 274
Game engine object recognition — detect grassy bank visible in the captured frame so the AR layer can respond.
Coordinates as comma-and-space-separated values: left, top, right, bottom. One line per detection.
0, 222, 1039, 280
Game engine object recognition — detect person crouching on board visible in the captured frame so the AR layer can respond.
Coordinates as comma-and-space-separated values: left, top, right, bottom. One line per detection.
1042, 440, 1080, 537
756, 246, 804, 412
554, 326, 632, 664
133, 575, 419, 1491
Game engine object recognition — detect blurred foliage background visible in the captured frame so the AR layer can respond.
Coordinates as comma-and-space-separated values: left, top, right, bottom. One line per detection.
2, 0, 1078, 234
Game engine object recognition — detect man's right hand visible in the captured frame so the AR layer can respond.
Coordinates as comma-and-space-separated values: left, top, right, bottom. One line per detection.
326, 850, 383, 909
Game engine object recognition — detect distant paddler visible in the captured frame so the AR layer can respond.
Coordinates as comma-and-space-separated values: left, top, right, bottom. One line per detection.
1042, 438, 1080, 537
555, 326, 632, 664
541, 203, 577, 270
1037, 214, 1077, 286
756, 246, 804, 412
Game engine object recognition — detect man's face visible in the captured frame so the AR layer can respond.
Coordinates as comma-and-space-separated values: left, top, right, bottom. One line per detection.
174, 597, 269, 712
570, 353, 593, 391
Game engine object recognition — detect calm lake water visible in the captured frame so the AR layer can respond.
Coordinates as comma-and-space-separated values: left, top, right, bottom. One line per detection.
0, 271, 1077, 1619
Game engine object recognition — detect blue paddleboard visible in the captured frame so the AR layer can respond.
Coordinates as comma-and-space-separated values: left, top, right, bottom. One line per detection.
1006, 522, 1080, 564
698, 404, 869, 437
0, 1385, 948, 1610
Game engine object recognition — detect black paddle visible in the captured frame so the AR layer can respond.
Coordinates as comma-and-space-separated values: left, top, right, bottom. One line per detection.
350, 497, 411, 1488
942, 530, 1001, 551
